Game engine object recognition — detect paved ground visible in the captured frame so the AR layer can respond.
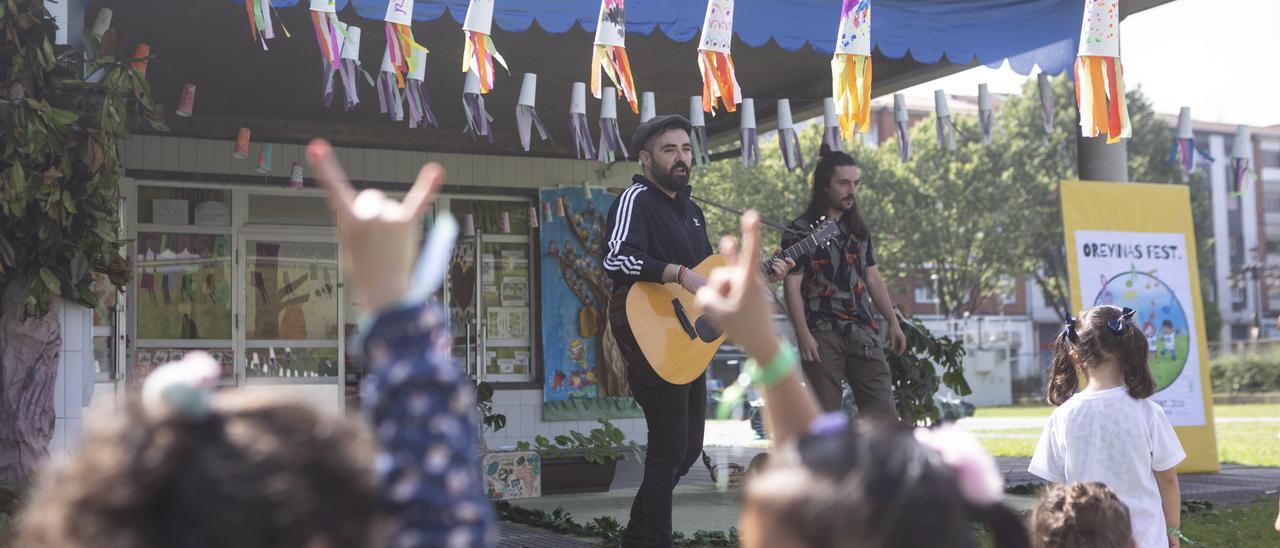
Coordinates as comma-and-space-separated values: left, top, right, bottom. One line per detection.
498, 420, 1280, 546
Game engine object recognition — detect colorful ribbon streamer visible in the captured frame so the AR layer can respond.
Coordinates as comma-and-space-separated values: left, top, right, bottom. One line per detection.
597, 87, 628, 163
463, 72, 494, 143
569, 82, 596, 160
697, 0, 740, 113
830, 0, 872, 140
406, 48, 438, 128
244, 0, 290, 50
462, 0, 509, 94
590, 0, 639, 113
377, 49, 406, 122
384, 0, 427, 88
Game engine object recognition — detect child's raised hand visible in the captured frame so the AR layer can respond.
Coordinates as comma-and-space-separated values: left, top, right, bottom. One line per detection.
307, 139, 443, 314
696, 210, 781, 364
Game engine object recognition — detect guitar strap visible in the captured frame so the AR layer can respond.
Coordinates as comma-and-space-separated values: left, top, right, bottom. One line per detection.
603, 186, 804, 236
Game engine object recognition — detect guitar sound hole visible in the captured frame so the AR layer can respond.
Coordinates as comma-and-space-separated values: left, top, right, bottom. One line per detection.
694, 316, 722, 342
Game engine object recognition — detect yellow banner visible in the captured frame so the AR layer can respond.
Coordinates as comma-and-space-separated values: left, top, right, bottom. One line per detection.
1061, 180, 1219, 473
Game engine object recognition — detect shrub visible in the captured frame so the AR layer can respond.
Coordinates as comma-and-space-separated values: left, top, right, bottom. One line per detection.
1210, 350, 1280, 394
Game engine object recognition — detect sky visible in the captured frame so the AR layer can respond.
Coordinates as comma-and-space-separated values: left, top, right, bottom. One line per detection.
899, 0, 1280, 127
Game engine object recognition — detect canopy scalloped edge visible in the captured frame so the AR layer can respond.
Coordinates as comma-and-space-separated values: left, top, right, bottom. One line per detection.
242, 0, 1085, 76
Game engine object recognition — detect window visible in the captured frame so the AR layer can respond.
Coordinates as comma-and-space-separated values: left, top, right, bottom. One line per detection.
1260, 141, 1280, 168
134, 185, 234, 385
1266, 191, 1280, 212
445, 198, 536, 383
914, 286, 939, 304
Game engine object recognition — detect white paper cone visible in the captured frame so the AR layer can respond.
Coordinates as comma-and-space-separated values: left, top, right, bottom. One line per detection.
689, 96, 706, 127
570, 82, 587, 115
698, 0, 733, 54
384, 0, 414, 26
834, 0, 871, 56
462, 213, 476, 236
462, 0, 494, 35
91, 8, 113, 39
978, 84, 991, 112
640, 92, 656, 123
582, 179, 592, 198
340, 25, 361, 61
1078, 0, 1120, 57
1233, 125, 1252, 159
518, 73, 538, 107
739, 98, 756, 130
380, 48, 395, 73
893, 93, 908, 123
823, 98, 839, 128
600, 88, 618, 119
594, 0, 626, 48
310, 0, 336, 13
409, 47, 427, 81
933, 90, 950, 118
776, 99, 794, 130
1176, 107, 1193, 139
464, 70, 481, 94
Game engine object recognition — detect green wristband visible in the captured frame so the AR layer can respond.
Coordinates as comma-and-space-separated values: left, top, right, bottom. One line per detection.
745, 343, 798, 388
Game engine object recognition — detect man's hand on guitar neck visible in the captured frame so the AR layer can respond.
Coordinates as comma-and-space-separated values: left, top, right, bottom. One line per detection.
765, 256, 795, 284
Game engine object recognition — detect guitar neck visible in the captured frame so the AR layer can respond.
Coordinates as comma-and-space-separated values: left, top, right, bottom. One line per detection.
758, 234, 822, 276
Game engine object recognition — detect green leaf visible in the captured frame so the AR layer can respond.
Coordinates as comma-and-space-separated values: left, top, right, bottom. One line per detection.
45, 107, 78, 126
69, 250, 87, 283
38, 267, 60, 294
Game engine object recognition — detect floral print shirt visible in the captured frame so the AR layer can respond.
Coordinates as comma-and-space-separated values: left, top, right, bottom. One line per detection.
782, 218, 880, 334
361, 303, 495, 547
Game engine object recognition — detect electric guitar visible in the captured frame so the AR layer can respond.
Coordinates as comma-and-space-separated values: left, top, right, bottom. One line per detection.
610, 218, 842, 385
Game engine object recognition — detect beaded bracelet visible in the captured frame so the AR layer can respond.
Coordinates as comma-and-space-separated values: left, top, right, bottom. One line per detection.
715, 342, 800, 421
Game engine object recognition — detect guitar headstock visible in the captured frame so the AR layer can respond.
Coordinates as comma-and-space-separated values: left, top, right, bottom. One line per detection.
809, 217, 841, 247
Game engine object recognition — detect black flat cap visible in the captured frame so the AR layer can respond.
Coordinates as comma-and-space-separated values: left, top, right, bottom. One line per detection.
630, 114, 693, 155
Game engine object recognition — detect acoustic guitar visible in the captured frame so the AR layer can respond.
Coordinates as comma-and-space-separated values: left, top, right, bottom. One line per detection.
610, 218, 842, 385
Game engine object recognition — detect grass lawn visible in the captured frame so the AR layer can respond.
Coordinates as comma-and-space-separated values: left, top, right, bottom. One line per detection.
967, 403, 1280, 466
976, 499, 1280, 547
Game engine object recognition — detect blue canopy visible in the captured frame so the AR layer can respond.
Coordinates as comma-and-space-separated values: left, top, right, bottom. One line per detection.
268, 0, 1084, 75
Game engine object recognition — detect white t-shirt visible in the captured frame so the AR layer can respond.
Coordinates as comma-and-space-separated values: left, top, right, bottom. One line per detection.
1029, 386, 1186, 548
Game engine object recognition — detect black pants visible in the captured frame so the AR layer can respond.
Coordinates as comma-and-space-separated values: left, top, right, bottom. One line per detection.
622, 370, 707, 548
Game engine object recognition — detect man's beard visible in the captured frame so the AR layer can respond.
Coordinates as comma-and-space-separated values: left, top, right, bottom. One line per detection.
653, 161, 691, 193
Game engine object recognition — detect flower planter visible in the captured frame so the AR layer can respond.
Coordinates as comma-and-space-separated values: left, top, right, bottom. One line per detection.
540, 456, 619, 495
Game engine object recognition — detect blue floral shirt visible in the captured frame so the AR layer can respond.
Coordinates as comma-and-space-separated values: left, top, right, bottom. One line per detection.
360, 303, 495, 547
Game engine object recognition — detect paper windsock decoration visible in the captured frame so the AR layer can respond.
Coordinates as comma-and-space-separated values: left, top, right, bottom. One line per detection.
256, 143, 273, 173
528, 207, 539, 229
131, 44, 150, 76
461, 214, 476, 237
597, 87, 628, 163
690, 96, 711, 166
639, 91, 656, 124
516, 73, 550, 152
831, 0, 872, 140
91, 8, 112, 41
499, 211, 511, 234
377, 48, 406, 122
1037, 73, 1055, 134
384, 0, 427, 87
325, 24, 368, 110
977, 84, 994, 144
1075, 0, 1130, 143
176, 84, 196, 118
934, 90, 956, 150
591, 0, 639, 113
542, 202, 553, 224
1167, 107, 1213, 178
1231, 125, 1252, 196
233, 128, 251, 159
462, 0, 508, 94
777, 99, 804, 170
697, 0, 741, 113
245, 0, 289, 50
739, 98, 759, 167
310, 0, 343, 69
569, 82, 597, 160
290, 162, 305, 189
581, 179, 592, 199
463, 71, 494, 143
822, 97, 843, 152
555, 196, 566, 217
893, 93, 909, 162
406, 47, 438, 128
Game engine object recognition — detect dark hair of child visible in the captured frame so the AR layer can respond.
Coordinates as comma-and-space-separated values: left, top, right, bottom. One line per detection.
17, 391, 378, 548
1030, 482, 1133, 548
1047, 305, 1156, 405
744, 420, 1030, 548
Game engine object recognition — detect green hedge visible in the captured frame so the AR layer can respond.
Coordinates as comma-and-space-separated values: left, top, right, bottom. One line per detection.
1210, 350, 1280, 394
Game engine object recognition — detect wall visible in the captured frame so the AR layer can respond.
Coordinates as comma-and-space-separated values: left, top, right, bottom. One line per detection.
49, 303, 93, 457
121, 134, 650, 444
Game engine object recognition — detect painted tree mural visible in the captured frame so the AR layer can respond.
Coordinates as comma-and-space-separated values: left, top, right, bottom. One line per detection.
546, 196, 630, 396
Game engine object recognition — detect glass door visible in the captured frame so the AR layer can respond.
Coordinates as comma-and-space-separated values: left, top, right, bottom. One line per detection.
237, 231, 344, 409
